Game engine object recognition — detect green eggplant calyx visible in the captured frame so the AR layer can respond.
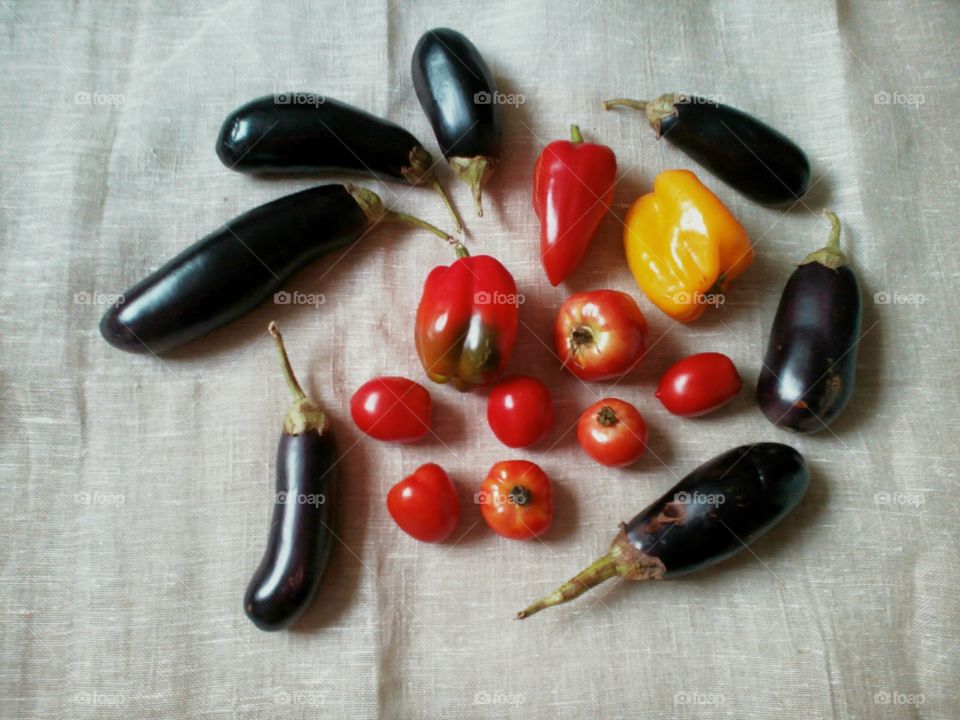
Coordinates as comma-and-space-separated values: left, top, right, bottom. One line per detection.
268, 321, 326, 436
801, 210, 847, 269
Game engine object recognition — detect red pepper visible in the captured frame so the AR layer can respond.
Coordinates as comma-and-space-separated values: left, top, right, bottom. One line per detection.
533, 125, 617, 285
415, 244, 520, 391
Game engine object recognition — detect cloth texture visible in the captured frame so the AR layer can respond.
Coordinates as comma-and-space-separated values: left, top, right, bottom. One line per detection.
1, 0, 958, 717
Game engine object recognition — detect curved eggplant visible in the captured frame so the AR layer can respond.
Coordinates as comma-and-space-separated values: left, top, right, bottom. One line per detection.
517, 443, 809, 618
412, 27, 502, 216
216, 95, 462, 230
244, 322, 338, 631
603, 94, 811, 206
757, 211, 861, 433
100, 184, 454, 355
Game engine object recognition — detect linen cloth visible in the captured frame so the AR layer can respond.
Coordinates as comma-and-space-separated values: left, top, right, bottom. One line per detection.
1, 0, 958, 717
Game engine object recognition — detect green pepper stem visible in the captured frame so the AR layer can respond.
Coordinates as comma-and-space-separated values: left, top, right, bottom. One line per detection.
268, 321, 305, 402
454, 243, 470, 259
516, 551, 620, 619
570, 124, 584, 143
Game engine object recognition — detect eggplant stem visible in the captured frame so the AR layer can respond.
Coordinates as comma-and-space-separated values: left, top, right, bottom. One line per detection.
601, 98, 648, 112
570, 124, 584, 143
824, 210, 841, 253
516, 551, 620, 620
603, 95, 678, 137
384, 210, 458, 247
801, 210, 847, 269
268, 321, 306, 402
431, 179, 464, 233
268, 322, 326, 435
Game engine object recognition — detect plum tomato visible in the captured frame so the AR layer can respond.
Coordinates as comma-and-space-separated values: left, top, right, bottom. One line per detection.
486, 375, 554, 448
554, 290, 648, 381
350, 376, 432, 442
656, 353, 742, 417
577, 398, 648, 467
387, 463, 460, 543
478, 460, 553, 540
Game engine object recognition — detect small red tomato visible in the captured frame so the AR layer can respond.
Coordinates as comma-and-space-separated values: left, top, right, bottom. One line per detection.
656, 353, 742, 417
486, 375, 554, 448
554, 290, 648, 381
387, 463, 460, 543
350, 376, 431, 442
577, 398, 648, 467
478, 461, 553, 540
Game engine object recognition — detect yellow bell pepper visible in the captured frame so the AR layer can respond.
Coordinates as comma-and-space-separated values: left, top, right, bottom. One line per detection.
623, 170, 752, 322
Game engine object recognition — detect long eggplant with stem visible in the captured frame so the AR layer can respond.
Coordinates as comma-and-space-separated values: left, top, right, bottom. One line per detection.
516, 443, 809, 619
100, 184, 457, 355
216, 95, 463, 231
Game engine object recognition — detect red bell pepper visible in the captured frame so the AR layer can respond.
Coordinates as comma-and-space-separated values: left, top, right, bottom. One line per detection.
533, 125, 617, 285
415, 244, 520, 391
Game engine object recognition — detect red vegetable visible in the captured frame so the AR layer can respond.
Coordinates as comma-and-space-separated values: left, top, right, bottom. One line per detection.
478, 460, 553, 540
415, 244, 520, 391
486, 375, 554, 448
554, 290, 648, 381
387, 463, 460, 543
656, 352, 742, 417
577, 398, 648, 467
533, 125, 617, 285
350, 376, 431, 442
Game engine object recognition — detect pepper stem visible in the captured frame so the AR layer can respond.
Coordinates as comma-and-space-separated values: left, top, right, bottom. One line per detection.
570, 124, 584, 143
454, 243, 470, 259
602, 94, 678, 137
801, 210, 847, 269
268, 322, 325, 435
516, 551, 620, 620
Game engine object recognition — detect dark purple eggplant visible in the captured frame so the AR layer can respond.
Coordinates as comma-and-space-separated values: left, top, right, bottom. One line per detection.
216, 95, 462, 230
412, 27, 502, 216
603, 94, 811, 206
757, 211, 861, 433
517, 443, 809, 619
244, 322, 338, 631
100, 184, 455, 355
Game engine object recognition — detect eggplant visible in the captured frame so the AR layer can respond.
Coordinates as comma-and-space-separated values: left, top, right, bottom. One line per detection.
603, 94, 811, 206
216, 95, 462, 230
412, 27, 502, 216
244, 322, 338, 631
517, 443, 809, 619
100, 184, 454, 355
757, 211, 861, 433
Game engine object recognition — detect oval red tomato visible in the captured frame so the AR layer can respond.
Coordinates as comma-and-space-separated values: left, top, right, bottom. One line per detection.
478, 460, 553, 540
656, 353, 741, 417
387, 463, 460, 543
486, 375, 554, 448
577, 398, 648, 467
350, 376, 431, 442
554, 290, 648, 381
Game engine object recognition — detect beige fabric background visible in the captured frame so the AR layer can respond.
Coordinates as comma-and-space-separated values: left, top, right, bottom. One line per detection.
2, 0, 958, 717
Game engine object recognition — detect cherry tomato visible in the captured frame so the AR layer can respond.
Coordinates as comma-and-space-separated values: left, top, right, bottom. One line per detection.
577, 398, 648, 467
478, 461, 553, 540
387, 463, 460, 543
486, 375, 554, 448
554, 290, 648, 381
350, 376, 431, 442
656, 353, 742, 417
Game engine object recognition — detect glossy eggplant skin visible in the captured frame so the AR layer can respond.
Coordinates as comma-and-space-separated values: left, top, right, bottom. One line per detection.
659, 97, 811, 206
624, 443, 809, 577
411, 28, 502, 163
757, 262, 861, 433
100, 185, 367, 355
216, 95, 427, 181
244, 430, 338, 631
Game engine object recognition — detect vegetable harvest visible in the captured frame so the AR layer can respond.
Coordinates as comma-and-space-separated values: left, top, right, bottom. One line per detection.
244, 323, 338, 631
517, 443, 809, 619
